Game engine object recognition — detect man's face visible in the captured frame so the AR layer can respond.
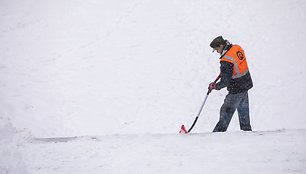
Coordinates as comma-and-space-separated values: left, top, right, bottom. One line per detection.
214, 44, 224, 54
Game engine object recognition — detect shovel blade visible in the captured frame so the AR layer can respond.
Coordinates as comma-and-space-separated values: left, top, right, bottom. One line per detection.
179, 125, 188, 134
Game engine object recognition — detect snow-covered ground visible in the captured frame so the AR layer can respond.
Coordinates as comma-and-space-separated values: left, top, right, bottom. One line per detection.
23, 130, 306, 174
1, 0, 306, 173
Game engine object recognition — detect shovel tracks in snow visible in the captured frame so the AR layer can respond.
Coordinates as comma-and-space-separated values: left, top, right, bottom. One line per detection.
29, 128, 303, 144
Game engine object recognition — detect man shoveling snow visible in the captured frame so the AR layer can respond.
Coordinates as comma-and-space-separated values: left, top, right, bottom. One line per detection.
208, 36, 253, 132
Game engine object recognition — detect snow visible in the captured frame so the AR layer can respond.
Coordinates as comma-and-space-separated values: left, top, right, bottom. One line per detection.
23, 130, 306, 174
0, 118, 28, 174
1, 0, 306, 173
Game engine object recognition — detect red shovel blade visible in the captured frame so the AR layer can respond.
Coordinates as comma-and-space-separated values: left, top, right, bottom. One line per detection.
179, 125, 188, 134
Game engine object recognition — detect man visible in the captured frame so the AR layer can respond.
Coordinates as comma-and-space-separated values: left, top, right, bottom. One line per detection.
208, 36, 253, 132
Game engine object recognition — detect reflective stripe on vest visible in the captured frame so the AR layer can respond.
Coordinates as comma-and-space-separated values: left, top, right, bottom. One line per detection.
220, 45, 249, 79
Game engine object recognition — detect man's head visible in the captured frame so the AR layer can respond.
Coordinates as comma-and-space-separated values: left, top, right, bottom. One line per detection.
210, 36, 226, 54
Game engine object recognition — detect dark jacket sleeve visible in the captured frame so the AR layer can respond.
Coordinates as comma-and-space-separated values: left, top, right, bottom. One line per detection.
216, 61, 233, 90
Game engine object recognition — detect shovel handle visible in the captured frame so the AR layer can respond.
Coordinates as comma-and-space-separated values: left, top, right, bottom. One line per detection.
214, 74, 221, 83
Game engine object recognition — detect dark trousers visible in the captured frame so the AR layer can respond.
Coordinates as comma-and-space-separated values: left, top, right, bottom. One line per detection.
213, 91, 252, 132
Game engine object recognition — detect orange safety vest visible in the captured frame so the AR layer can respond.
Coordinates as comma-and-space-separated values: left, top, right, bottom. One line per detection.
220, 45, 249, 79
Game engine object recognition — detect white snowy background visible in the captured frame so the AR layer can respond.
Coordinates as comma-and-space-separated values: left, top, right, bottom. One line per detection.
1, 0, 306, 173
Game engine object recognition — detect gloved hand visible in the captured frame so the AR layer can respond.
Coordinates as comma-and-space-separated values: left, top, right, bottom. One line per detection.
208, 82, 216, 92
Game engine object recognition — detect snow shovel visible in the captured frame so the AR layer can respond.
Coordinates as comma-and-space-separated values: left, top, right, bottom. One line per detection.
180, 74, 220, 134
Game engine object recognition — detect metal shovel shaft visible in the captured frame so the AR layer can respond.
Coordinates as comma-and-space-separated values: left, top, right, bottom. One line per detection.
185, 74, 221, 133
187, 93, 209, 132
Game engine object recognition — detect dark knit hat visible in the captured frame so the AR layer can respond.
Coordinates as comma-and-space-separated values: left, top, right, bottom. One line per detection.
210, 36, 226, 48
